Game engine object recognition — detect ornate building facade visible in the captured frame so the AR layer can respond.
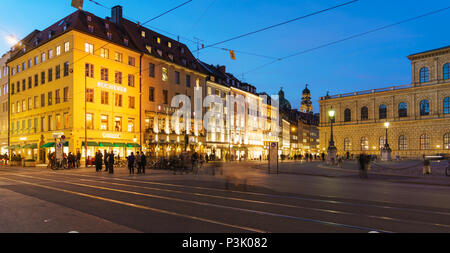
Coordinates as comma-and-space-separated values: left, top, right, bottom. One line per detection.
319, 46, 450, 158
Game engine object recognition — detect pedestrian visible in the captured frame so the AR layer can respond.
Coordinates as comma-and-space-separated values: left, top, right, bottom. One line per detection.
103, 150, 108, 172
76, 151, 81, 168
141, 152, 147, 174
321, 152, 325, 161
136, 151, 142, 174
95, 151, 102, 172
358, 153, 368, 179
127, 152, 135, 174
108, 151, 114, 174
422, 157, 431, 175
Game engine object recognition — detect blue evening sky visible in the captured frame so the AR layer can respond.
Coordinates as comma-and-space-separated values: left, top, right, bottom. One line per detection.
0, 0, 449, 112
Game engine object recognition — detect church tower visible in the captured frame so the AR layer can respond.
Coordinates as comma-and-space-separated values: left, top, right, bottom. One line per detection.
300, 84, 313, 113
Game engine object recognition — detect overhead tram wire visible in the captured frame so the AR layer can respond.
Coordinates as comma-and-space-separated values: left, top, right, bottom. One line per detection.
142, 0, 194, 25
193, 0, 359, 52
243, 5, 450, 76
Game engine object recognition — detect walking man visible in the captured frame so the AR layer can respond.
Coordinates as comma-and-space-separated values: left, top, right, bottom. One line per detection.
108, 151, 114, 174
358, 153, 368, 179
141, 152, 147, 174
76, 151, 81, 168
103, 150, 108, 172
95, 151, 102, 172
136, 151, 141, 174
127, 152, 135, 174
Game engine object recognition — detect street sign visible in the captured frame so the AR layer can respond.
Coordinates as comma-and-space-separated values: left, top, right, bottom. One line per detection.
269, 142, 278, 174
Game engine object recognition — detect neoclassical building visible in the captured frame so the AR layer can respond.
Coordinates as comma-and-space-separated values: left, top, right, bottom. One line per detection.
319, 46, 450, 158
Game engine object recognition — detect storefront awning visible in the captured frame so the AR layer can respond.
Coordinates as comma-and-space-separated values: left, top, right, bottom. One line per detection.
82, 141, 98, 147
7, 145, 21, 149
23, 143, 38, 149
99, 142, 114, 147
113, 143, 128, 147
41, 142, 55, 148
127, 143, 141, 148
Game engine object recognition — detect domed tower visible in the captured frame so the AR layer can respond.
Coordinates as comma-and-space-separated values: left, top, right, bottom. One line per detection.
300, 84, 313, 113
278, 87, 291, 113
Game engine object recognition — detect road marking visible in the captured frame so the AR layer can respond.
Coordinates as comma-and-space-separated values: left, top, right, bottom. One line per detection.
12, 174, 391, 233
0, 176, 265, 233
39, 173, 450, 230
56, 171, 450, 217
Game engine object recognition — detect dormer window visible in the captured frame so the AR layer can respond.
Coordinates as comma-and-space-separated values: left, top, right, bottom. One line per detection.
107, 32, 112, 40
181, 59, 187, 66
48, 31, 52, 39
156, 37, 161, 44
87, 16, 92, 22
167, 42, 172, 48
63, 25, 67, 31
141, 31, 146, 38
124, 38, 129, 46
105, 23, 109, 29
180, 47, 185, 54
168, 54, 173, 61
146, 45, 152, 54
88, 25, 94, 33
157, 49, 162, 57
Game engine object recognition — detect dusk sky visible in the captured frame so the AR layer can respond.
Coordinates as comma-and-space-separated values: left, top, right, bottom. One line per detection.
0, 0, 449, 112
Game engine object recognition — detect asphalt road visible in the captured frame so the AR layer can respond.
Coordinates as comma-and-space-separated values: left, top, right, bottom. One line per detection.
0, 163, 449, 233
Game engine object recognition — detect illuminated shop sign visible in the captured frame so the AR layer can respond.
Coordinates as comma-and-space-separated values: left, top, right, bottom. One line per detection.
97, 82, 127, 93
102, 133, 121, 139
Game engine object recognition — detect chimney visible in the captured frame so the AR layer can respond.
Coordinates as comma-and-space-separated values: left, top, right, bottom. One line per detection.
218, 65, 226, 73
111, 5, 123, 25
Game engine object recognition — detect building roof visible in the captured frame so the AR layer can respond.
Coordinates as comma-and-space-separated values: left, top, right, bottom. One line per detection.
407, 45, 450, 60
8, 7, 208, 74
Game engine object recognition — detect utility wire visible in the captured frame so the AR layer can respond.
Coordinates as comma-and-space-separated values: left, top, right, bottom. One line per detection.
193, 0, 359, 52
142, 0, 193, 25
243, 5, 450, 75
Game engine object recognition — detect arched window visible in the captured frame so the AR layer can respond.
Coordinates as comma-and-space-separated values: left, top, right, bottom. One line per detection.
420, 67, 429, 83
398, 136, 407, 150
344, 109, 351, 122
420, 134, 430, 150
420, 100, 430, 116
379, 136, 385, 149
379, 104, 387, 119
444, 63, 450, 80
344, 138, 351, 151
398, 102, 407, 118
444, 97, 450, 115
361, 137, 369, 151
361, 106, 368, 121
444, 133, 450, 150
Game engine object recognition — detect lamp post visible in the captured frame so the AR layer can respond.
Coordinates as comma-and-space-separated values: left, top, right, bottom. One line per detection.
381, 122, 392, 161
327, 108, 337, 165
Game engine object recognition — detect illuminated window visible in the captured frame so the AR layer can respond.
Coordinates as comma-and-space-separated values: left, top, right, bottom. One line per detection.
157, 37, 161, 44
101, 68, 109, 81
420, 134, 430, 150
86, 113, 93, 129
114, 71, 122, 84
56, 46, 61, 56
48, 49, 53, 59
360, 137, 369, 151
100, 115, 109, 130
128, 96, 135, 109
128, 118, 135, 132
41, 52, 46, 62
420, 67, 429, 83
86, 88, 94, 102
162, 67, 168, 82
141, 31, 146, 38
64, 113, 69, 129
64, 42, 70, 52
100, 48, 109, 59
101, 91, 109, 105
444, 133, 450, 150
48, 115, 53, 131
114, 117, 122, 132
48, 91, 52, 105
344, 138, 351, 151
85, 43, 94, 54
56, 114, 62, 130
115, 94, 123, 107
114, 52, 123, 62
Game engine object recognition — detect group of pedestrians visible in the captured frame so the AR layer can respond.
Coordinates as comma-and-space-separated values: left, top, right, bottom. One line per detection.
126, 151, 147, 174
94, 150, 115, 174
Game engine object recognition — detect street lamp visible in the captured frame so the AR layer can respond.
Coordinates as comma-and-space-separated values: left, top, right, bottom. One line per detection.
381, 121, 392, 161
327, 108, 337, 164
